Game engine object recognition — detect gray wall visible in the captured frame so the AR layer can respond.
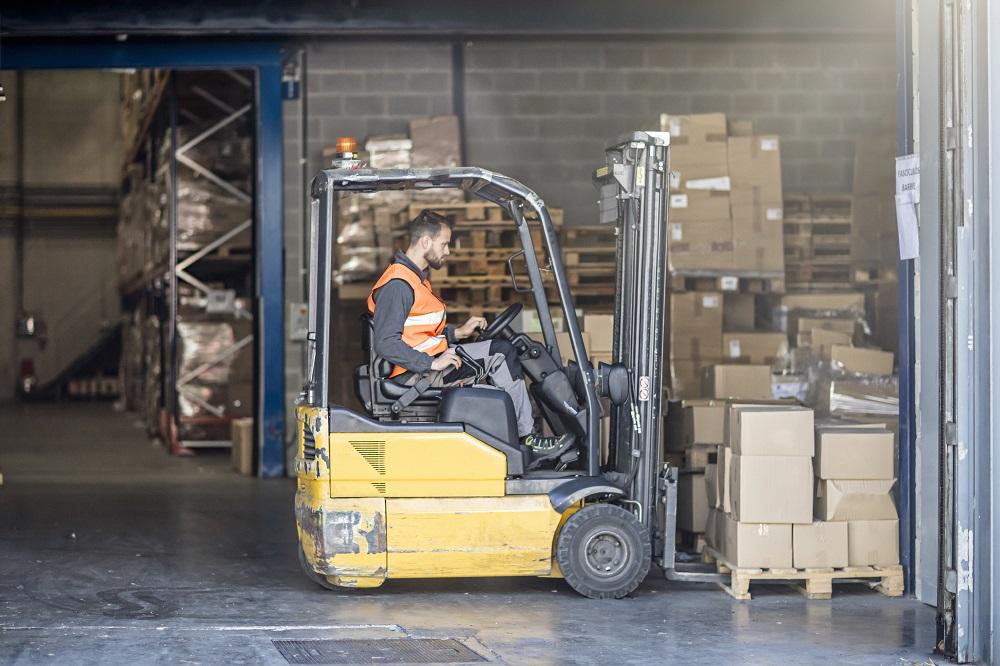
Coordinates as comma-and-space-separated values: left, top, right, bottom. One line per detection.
0, 71, 122, 401
291, 37, 895, 229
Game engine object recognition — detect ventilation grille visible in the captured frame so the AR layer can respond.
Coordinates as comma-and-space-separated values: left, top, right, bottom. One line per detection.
371, 482, 387, 494
302, 425, 316, 461
350, 440, 386, 475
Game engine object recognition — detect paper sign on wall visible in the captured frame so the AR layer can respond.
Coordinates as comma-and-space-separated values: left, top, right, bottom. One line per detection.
895, 154, 920, 260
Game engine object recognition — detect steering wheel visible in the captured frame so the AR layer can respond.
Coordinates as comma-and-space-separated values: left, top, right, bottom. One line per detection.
479, 303, 523, 340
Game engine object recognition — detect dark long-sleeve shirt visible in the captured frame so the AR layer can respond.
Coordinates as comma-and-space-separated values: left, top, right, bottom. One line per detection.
371, 252, 454, 374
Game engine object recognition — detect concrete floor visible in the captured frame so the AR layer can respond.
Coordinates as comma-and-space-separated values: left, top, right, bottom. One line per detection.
0, 403, 938, 665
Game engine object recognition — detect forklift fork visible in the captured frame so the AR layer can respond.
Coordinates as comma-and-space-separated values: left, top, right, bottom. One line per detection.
659, 466, 729, 584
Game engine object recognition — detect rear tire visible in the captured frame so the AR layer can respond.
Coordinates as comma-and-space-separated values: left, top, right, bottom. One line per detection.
298, 543, 338, 591
555, 503, 651, 599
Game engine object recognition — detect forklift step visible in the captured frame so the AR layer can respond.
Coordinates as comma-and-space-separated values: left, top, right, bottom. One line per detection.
702, 547, 904, 600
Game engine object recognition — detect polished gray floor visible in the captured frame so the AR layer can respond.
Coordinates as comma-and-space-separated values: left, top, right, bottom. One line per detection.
0, 403, 937, 665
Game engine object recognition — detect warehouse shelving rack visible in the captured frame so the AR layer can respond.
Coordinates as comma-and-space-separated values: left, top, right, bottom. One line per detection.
4, 42, 288, 478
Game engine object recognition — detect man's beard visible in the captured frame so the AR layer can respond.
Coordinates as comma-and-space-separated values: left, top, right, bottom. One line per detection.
427, 252, 446, 270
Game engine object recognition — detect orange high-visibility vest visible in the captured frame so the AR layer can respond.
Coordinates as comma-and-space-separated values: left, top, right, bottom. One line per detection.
367, 262, 448, 378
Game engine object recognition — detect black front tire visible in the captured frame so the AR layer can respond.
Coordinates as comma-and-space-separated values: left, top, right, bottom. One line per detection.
555, 503, 651, 599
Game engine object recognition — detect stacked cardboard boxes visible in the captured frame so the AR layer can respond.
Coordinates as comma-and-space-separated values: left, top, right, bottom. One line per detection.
705, 404, 814, 568
666, 400, 726, 535
659, 113, 784, 276
814, 426, 899, 566
669, 292, 722, 396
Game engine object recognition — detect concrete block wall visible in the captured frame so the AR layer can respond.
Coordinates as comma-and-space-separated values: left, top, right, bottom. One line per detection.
464, 38, 896, 225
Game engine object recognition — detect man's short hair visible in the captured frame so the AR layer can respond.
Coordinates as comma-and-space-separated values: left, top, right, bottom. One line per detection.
408, 210, 452, 246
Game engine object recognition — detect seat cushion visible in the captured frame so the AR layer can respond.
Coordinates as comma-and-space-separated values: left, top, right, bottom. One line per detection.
378, 378, 443, 401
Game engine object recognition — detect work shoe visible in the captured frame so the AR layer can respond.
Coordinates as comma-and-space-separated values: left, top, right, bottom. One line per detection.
522, 433, 571, 450
525, 433, 577, 471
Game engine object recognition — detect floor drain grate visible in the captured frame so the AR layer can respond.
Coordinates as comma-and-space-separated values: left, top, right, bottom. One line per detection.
272, 638, 487, 664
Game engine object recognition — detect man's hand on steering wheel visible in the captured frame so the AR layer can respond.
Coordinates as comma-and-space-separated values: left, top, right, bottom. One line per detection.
454, 316, 487, 340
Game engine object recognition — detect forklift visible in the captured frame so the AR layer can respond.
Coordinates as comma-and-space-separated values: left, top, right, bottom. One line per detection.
294, 131, 722, 598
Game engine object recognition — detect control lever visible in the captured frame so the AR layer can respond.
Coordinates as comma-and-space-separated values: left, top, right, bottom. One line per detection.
455, 346, 487, 384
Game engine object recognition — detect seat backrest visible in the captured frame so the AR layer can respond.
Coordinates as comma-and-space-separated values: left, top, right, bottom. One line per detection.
360, 313, 395, 380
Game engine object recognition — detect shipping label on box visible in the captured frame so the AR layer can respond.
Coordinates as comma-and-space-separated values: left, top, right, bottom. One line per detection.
703, 365, 772, 400
721, 513, 793, 569
728, 405, 815, 456
815, 479, 898, 521
678, 471, 709, 533
815, 429, 895, 480
793, 521, 849, 569
722, 332, 788, 365
830, 345, 895, 375
729, 454, 813, 524
848, 519, 900, 566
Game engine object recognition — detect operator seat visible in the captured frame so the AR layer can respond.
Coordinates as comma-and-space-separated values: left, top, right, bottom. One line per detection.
354, 314, 441, 420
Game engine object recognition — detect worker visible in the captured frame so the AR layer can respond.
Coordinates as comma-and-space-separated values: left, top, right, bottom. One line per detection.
367, 209, 572, 452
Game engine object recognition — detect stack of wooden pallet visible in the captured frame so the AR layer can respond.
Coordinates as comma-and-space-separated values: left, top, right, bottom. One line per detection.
783, 193, 854, 288
560, 225, 617, 312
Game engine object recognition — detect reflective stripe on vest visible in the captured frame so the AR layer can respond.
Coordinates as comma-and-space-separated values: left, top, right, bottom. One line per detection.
367, 262, 448, 378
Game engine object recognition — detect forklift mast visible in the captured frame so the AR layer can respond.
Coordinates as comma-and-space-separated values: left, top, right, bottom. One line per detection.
593, 132, 671, 534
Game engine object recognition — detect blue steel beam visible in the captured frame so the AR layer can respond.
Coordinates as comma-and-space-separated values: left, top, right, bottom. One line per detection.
1, 41, 286, 478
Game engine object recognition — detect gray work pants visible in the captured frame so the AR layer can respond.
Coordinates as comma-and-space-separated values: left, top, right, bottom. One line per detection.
450, 340, 534, 438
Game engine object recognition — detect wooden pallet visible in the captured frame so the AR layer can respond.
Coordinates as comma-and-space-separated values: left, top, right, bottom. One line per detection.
703, 547, 904, 600
669, 272, 785, 294
786, 263, 852, 284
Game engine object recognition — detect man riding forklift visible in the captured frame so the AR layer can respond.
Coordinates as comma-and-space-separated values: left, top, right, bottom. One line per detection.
295, 132, 711, 599
368, 209, 573, 457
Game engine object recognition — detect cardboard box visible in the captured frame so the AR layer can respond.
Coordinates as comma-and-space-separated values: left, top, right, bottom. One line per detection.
721, 513, 793, 569
669, 191, 732, 223
722, 332, 788, 365
781, 292, 866, 312
724, 293, 756, 330
718, 445, 731, 513
848, 519, 899, 566
830, 345, 894, 375
728, 135, 782, 203
815, 479, 898, 521
670, 293, 723, 361
409, 115, 461, 169
729, 119, 754, 137
231, 417, 254, 476
703, 365, 772, 400
671, 142, 730, 183
660, 112, 728, 145
731, 221, 784, 272
729, 454, 813, 523
678, 471, 709, 533
793, 521, 849, 569
794, 316, 856, 339
815, 428, 895, 480
705, 462, 719, 508
668, 219, 734, 271
670, 359, 707, 398
804, 328, 854, 358
705, 507, 721, 548
583, 314, 614, 353
682, 401, 726, 447
685, 444, 718, 470
728, 405, 815, 456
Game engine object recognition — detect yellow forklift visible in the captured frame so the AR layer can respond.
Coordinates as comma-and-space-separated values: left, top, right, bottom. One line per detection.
295, 132, 717, 598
